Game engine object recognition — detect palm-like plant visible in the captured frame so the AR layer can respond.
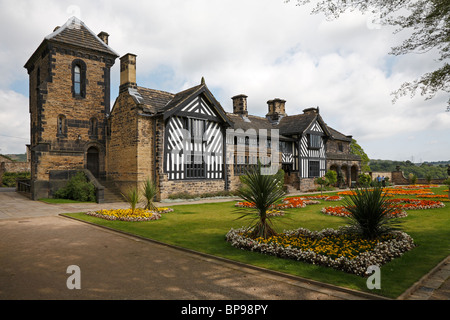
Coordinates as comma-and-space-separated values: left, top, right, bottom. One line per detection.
121, 186, 140, 215
142, 178, 158, 211
343, 186, 402, 240
236, 164, 286, 239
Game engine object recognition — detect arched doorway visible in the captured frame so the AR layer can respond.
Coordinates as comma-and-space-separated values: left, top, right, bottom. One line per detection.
351, 165, 359, 187
87, 147, 99, 178
341, 165, 349, 188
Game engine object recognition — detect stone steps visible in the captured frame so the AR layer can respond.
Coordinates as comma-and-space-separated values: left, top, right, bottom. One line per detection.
100, 180, 124, 203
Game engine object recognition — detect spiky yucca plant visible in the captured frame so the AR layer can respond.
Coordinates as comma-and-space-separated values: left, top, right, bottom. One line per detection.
236, 163, 286, 239
142, 178, 158, 211
121, 186, 140, 215
343, 186, 402, 240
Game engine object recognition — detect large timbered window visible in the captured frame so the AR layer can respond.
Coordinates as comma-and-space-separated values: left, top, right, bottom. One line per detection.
309, 160, 320, 177
308, 134, 321, 149
185, 117, 206, 179
164, 95, 225, 181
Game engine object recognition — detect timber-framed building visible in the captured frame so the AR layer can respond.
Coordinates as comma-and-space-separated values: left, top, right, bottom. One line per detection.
24, 17, 361, 202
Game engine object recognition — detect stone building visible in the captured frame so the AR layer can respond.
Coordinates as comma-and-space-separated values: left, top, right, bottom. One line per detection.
24, 17, 360, 201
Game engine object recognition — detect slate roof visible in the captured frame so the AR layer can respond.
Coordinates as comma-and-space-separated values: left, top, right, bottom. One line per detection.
45, 17, 119, 57
277, 113, 319, 136
227, 111, 339, 141
25, 17, 119, 69
131, 81, 231, 125
130, 83, 353, 142
327, 127, 353, 142
135, 87, 174, 114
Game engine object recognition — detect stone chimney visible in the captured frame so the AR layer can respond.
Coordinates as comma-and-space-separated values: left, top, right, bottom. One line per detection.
97, 31, 109, 45
119, 53, 137, 93
303, 107, 319, 115
232, 94, 248, 116
266, 98, 286, 123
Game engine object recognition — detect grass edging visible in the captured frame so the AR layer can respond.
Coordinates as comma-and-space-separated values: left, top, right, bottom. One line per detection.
59, 212, 389, 300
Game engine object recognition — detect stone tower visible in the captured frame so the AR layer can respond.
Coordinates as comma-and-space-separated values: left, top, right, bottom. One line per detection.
24, 17, 119, 200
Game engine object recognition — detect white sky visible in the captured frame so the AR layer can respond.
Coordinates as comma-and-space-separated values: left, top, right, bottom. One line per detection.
0, 0, 449, 162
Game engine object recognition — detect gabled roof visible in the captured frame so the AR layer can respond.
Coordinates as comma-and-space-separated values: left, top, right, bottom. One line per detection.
277, 113, 318, 136
135, 87, 174, 114
228, 109, 334, 140
327, 127, 353, 142
45, 17, 119, 57
25, 17, 119, 69
132, 80, 232, 126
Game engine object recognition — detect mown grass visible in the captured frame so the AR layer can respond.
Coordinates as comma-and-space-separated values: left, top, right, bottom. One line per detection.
64, 186, 450, 299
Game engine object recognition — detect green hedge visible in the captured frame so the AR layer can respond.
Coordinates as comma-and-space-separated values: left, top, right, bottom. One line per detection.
1, 172, 30, 187
53, 172, 96, 202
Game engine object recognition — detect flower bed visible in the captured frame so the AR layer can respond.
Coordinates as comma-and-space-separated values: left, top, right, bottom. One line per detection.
392, 185, 439, 189
418, 195, 449, 201
386, 198, 445, 210
321, 198, 444, 218
85, 207, 173, 222
226, 227, 415, 276
235, 196, 335, 211
298, 195, 343, 201
320, 205, 408, 218
384, 188, 434, 196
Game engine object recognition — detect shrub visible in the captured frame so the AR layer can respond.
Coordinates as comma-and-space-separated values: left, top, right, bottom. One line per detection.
357, 173, 371, 187
409, 173, 417, 184
53, 172, 96, 202
1, 171, 31, 187
324, 170, 337, 186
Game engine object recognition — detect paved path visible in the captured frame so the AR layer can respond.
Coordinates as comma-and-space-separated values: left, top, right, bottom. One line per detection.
0, 189, 448, 301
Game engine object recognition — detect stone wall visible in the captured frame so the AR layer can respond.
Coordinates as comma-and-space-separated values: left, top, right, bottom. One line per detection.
106, 93, 139, 186
0, 161, 31, 187
298, 178, 318, 192
158, 178, 226, 200
26, 43, 115, 199
391, 170, 447, 185
369, 171, 393, 182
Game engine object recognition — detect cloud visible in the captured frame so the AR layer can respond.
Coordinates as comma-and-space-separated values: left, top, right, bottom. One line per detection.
0, 90, 29, 154
0, 0, 447, 160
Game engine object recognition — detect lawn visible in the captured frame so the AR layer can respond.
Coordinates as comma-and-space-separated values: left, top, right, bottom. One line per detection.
64, 185, 450, 299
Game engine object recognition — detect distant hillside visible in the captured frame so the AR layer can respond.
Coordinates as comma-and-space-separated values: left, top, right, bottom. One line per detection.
369, 159, 450, 179
3, 154, 28, 162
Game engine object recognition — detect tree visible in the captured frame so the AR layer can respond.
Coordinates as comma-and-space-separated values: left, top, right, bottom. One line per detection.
350, 139, 371, 172
286, 0, 450, 110
316, 176, 328, 195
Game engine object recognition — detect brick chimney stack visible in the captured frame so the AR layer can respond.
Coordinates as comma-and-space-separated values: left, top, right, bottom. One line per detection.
119, 53, 137, 93
303, 107, 319, 115
232, 94, 248, 116
97, 31, 109, 45
266, 98, 286, 123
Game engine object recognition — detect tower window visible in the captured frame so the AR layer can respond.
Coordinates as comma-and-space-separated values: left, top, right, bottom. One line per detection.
71, 59, 86, 98
57, 115, 67, 137
89, 117, 98, 137
74, 65, 81, 95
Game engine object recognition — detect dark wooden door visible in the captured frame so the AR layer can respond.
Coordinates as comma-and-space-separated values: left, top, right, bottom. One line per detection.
87, 147, 99, 178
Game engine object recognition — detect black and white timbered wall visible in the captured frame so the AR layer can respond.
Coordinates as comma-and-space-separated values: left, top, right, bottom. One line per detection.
299, 120, 326, 178
164, 96, 224, 180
